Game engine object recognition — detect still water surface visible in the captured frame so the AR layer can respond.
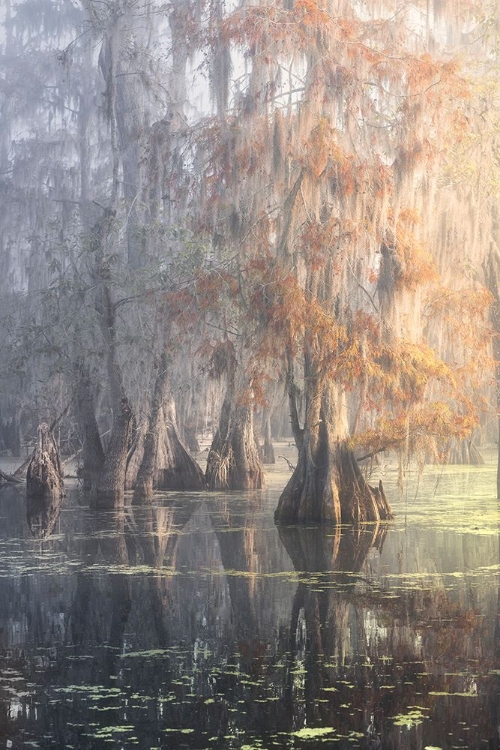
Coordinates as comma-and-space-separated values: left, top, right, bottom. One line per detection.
1, 453, 500, 749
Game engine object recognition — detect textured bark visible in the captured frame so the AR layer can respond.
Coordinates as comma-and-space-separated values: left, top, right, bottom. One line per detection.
206, 353, 264, 491
124, 420, 147, 490
26, 423, 65, 501
132, 355, 169, 504
74, 359, 105, 491
206, 403, 264, 490
133, 355, 204, 502
275, 381, 392, 525
91, 397, 132, 510
89, 205, 133, 509
155, 395, 205, 492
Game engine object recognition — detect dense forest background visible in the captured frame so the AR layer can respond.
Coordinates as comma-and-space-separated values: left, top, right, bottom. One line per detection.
1, 0, 500, 522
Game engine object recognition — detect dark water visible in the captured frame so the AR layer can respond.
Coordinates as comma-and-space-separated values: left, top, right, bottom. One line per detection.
1, 455, 500, 749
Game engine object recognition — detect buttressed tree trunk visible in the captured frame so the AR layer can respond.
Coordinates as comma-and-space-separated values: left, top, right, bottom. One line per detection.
206, 350, 264, 491
155, 394, 205, 492
89, 208, 133, 510
133, 353, 204, 504
275, 379, 392, 525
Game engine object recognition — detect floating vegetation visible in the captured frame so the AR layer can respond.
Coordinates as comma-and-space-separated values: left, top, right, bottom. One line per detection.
120, 649, 171, 659
0, 460, 499, 749
90, 725, 135, 738
392, 707, 428, 728
428, 691, 478, 697
54, 685, 122, 698
291, 727, 336, 739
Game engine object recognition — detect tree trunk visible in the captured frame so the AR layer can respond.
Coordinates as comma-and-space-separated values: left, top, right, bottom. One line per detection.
125, 420, 147, 490
91, 397, 132, 510
183, 422, 200, 454
206, 350, 264, 491
74, 359, 105, 491
133, 354, 204, 502
446, 437, 484, 465
155, 395, 205, 492
90, 208, 133, 509
132, 355, 168, 505
206, 402, 264, 491
26, 423, 65, 501
0, 415, 21, 457
262, 409, 275, 464
275, 380, 392, 525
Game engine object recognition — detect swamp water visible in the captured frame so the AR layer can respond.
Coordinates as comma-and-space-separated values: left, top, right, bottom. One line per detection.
1, 453, 500, 748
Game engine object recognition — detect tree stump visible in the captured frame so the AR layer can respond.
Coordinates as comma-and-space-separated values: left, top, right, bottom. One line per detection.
26, 423, 65, 501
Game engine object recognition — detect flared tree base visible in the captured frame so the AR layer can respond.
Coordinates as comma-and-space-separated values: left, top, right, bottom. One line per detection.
90, 397, 132, 511
275, 439, 392, 525
206, 405, 264, 491
155, 425, 205, 492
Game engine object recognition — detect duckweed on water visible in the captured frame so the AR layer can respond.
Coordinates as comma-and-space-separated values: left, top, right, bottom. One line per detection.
291, 727, 336, 739
392, 707, 428, 728
120, 649, 171, 658
1, 461, 500, 749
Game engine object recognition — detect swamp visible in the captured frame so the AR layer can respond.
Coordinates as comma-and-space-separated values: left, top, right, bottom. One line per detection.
1, 451, 500, 749
3, 0, 500, 746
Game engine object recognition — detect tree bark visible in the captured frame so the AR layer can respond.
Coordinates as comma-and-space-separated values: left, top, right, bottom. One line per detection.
206, 346, 264, 490
26, 423, 65, 501
133, 354, 204, 504
206, 384, 264, 491
155, 394, 205, 492
74, 359, 105, 491
275, 380, 392, 525
89, 207, 133, 509
91, 397, 132, 510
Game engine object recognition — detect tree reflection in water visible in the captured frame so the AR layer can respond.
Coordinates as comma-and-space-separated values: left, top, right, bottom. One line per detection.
26, 490, 62, 539
0, 486, 499, 747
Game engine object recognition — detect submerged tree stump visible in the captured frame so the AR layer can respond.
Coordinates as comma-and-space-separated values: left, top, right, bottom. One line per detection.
26, 423, 65, 501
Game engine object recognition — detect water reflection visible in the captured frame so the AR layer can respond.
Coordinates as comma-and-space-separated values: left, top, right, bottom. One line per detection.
26, 490, 62, 539
0, 477, 499, 747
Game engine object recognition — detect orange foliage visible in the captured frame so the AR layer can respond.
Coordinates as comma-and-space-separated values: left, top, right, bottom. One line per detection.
424, 286, 493, 384
353, 402, 479, 457
394, 221, 438, 290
